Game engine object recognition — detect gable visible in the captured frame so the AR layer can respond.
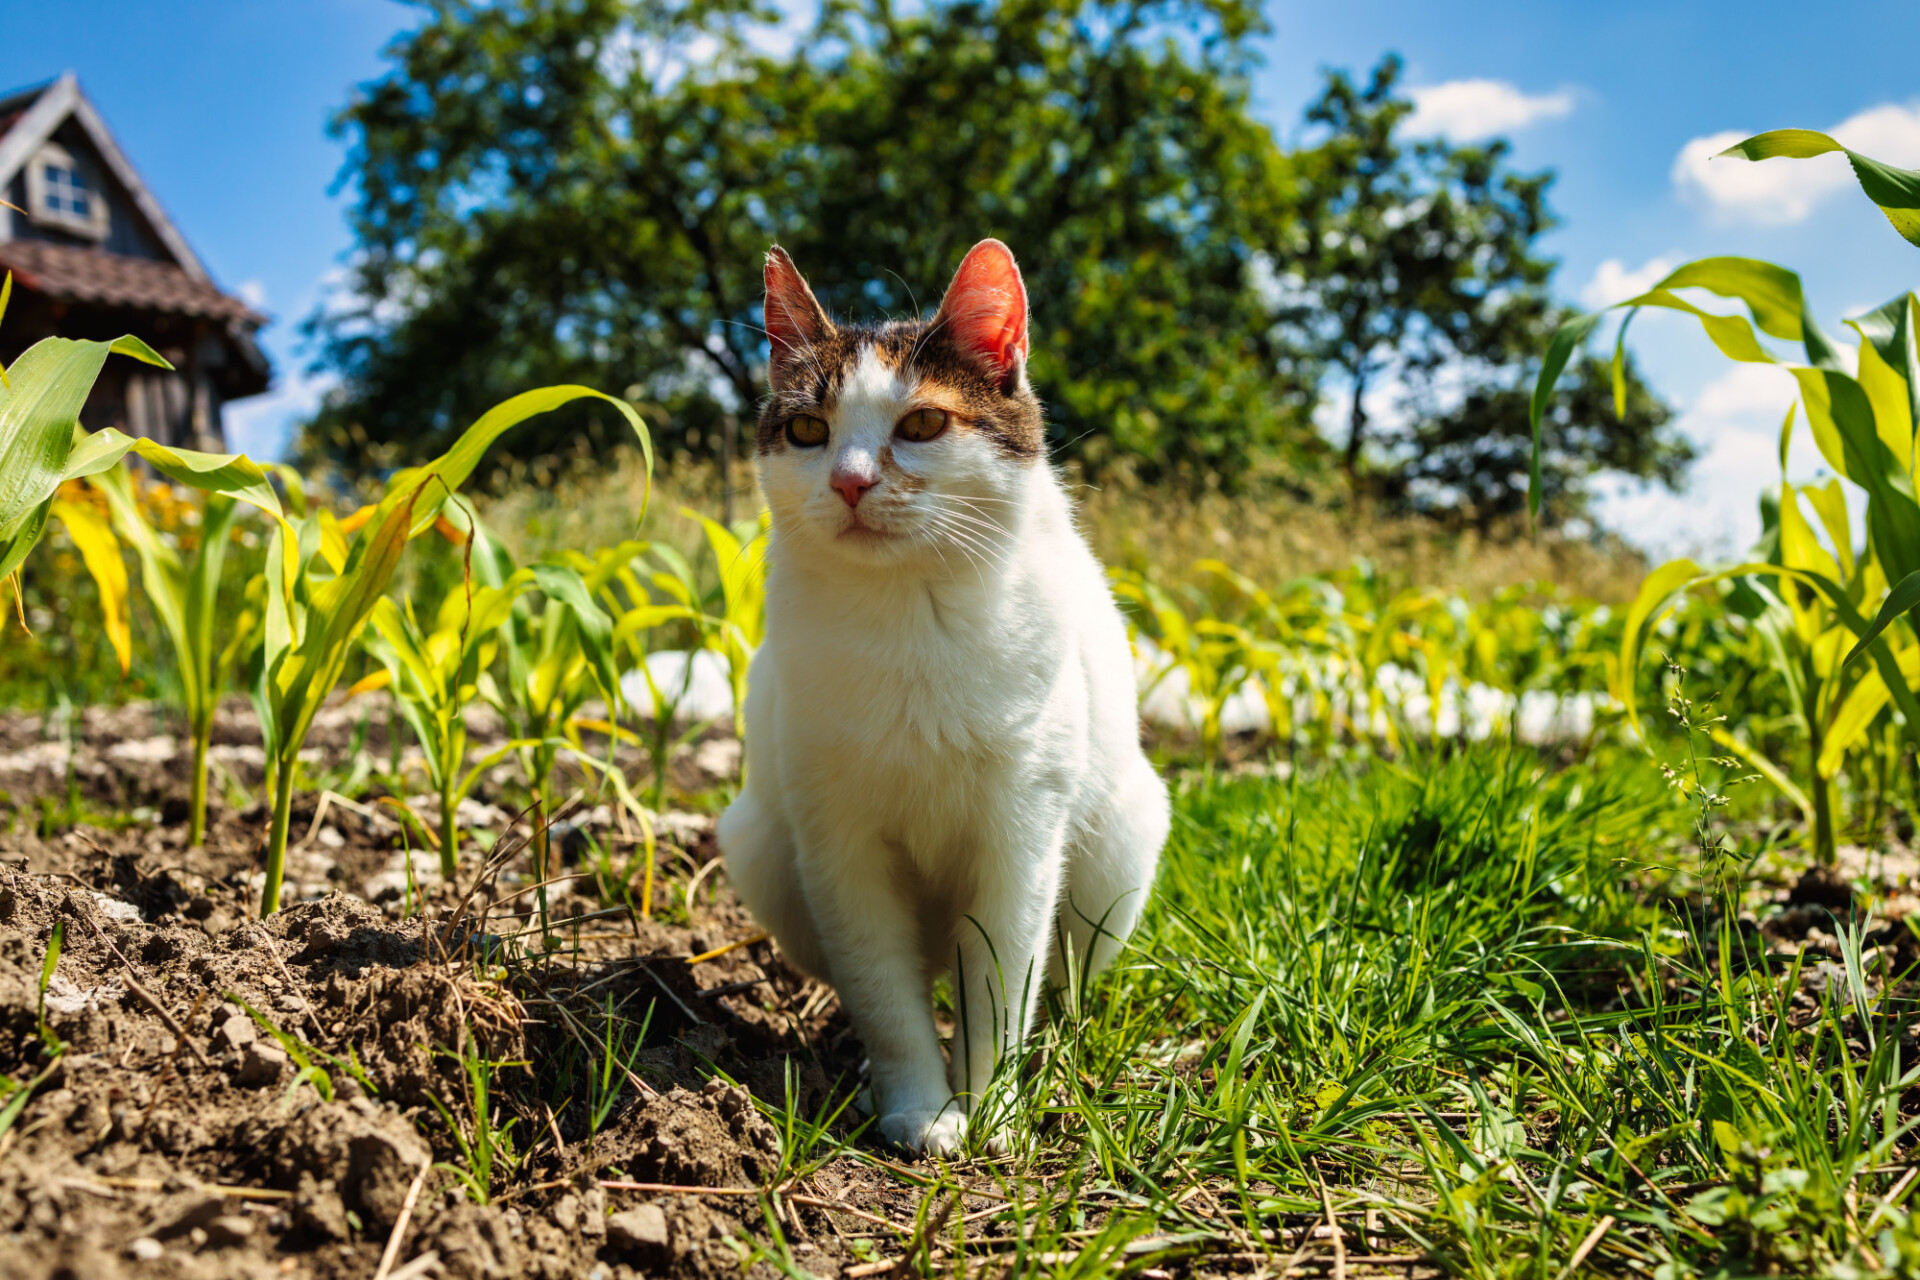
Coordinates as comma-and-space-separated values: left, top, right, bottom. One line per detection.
6, 119, 170, 260
0, 73, 206, 278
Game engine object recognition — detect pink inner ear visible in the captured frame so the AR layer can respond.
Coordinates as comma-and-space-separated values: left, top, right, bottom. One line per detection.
764, 248, 829, 383
937, 241, 1029, 375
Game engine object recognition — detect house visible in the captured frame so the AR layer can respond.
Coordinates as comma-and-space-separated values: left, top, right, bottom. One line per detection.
0, 72, 268, 451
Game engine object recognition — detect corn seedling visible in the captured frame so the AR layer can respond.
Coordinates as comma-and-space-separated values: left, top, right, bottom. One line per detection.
356, 563, 562, 876
34, 921, 65, 1058
471, 525, 627, 877
84, 472, 251, 844
252, 386, 650, 914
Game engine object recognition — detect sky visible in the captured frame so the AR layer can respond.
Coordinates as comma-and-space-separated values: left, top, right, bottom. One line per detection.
5, 0, 1919, 557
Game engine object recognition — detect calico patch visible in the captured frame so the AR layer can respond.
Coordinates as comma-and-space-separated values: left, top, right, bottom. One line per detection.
756, 241, 1046, 461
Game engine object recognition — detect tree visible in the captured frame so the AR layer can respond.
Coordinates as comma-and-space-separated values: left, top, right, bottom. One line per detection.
304, 0, 1319, 480
1269, 55, 1688, 519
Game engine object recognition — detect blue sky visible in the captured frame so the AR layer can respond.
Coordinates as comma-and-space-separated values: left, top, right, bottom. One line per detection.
7, 0, 1919, 554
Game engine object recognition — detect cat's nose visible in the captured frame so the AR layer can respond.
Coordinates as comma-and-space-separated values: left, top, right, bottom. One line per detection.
831, 469, 876, 507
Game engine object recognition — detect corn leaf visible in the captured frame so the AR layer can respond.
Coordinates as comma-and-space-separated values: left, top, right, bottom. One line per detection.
1840, 569, 1920, 668
370, 386, 652, 543
1818, 644, 1920, 778
1845, 292, 1920, 464
524, 563, 620, 704
1791, 368, 1920, 579
0, 337, 172, 582
1718, 131, 1920, 248
1800, 480, 1855, 580
1614, 558, 1704, 742
48, 496, 131, 674
1530, 258, 1843, 521
1527, 311, 1603, 520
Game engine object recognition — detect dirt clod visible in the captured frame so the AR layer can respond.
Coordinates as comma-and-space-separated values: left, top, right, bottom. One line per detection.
607, 1203, 670, 1250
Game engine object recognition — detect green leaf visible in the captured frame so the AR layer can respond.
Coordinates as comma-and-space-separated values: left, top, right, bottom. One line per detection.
1791, 368, 1920, 579
1528, 311, 1603, 521
1846, 292, 1920, 450
1648, 257, 1809, 342
1615, 557, 1705, 742
47, 496, 131, 675
526, 563, 620, 705
0, 337, 172, 571
370, 386, 652, 544
1719, 131, 1920, 248
1841, 570, 1920, 669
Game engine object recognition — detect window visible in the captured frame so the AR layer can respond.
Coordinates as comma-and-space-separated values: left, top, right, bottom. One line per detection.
25, 142, 109, 239
44, 163, 92, 219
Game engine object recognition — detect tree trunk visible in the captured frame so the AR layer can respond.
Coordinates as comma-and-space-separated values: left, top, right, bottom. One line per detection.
1343, 372, 1369, 491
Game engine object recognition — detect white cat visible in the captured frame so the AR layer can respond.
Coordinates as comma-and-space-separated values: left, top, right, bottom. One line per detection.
717, 239, 1169, 1155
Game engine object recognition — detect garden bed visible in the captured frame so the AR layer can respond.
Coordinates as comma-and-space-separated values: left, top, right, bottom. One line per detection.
3, 700, 1918, 1279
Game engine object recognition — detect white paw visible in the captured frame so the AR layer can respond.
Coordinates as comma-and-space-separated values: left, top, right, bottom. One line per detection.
879, 1108, 968, 1156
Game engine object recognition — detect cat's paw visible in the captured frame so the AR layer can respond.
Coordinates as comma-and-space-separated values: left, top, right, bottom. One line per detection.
879, 1108, 968, 1156
973, 1123, 1012, 1158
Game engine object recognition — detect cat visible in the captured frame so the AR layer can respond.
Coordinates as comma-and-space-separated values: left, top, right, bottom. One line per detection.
716, 239, 1169, 1155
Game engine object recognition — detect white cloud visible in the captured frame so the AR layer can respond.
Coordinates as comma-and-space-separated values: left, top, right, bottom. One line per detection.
1579, 254, 1683, 309
1404, 80, 1575, 142
1672, 99, 1920, 225
224, 366, 332, 463
236, 279, 269, 311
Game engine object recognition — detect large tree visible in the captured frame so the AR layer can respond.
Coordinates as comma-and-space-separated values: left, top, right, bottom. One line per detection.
1275, 55, 1687, 518
304, 0, 1317, 478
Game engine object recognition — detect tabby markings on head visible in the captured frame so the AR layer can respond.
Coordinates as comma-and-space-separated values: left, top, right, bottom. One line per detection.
756, 243, 1044, 462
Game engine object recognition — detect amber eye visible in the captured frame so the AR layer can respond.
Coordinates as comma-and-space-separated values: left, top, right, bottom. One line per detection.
786, 415, 829, 447
895, 407, 949, 443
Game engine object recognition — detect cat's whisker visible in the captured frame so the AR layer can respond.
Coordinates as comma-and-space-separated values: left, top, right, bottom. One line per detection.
926, 494, 1014, 529
923, 512, 1010, 579
924, 501, 1013, 544
922, 516, 997, 586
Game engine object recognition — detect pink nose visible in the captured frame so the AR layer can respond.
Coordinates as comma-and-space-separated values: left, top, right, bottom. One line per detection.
831, 472, 875, 507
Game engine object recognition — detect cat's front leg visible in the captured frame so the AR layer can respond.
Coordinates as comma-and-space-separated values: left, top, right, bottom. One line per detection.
948, 825, 1068, 1148
797, 828, 963, 1155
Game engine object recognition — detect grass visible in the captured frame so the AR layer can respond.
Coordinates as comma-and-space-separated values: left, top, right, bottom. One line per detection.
683, 735, 1919, 1276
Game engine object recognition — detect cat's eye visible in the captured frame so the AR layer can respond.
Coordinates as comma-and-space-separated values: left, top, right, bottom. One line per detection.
786, 415, 829, 447
895, 407, 949, 443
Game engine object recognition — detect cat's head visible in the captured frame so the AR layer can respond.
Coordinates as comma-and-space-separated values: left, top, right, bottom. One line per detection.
754, 240, 1044, 572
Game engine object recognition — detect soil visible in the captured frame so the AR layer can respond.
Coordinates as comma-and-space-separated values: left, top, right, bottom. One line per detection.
0, 700, 972, 1280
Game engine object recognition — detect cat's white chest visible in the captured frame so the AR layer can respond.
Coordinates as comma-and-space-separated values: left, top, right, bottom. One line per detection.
781, 578, 1052, 756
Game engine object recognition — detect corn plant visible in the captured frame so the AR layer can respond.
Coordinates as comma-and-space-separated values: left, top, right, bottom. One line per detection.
358, 572, 533, 875
85, 472, 251, 844
687, 507, 768, 738
458, 525, 637, 934
1533, 248, 1919, 863
252, 386, 650, 914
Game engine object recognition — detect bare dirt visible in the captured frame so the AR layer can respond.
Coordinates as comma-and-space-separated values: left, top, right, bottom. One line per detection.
0, 700, 985, 1280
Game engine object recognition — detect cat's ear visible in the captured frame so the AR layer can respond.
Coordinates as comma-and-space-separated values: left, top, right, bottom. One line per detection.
932, 239, 1029, 389
764, 246, 835, 391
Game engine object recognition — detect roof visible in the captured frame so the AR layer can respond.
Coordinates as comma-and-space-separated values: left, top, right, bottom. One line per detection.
0, 72, 209, 281
0, 239, 264, 323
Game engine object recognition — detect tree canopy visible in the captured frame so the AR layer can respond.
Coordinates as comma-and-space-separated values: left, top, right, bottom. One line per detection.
305, 0, 1692, 529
